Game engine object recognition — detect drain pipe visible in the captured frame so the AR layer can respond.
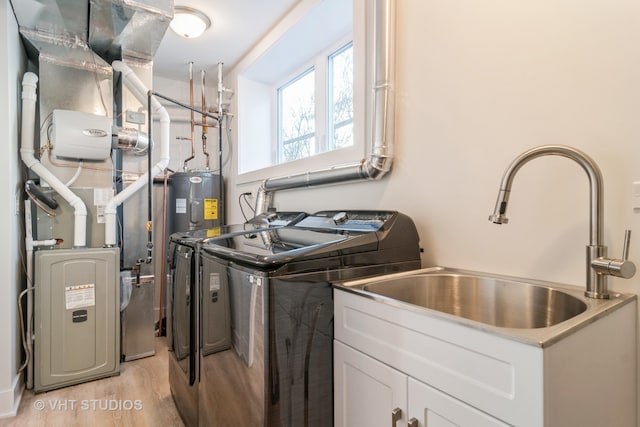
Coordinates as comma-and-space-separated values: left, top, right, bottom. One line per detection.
20, 72, 88, 247
254, 0, 396, 214
106, 61, 170, 248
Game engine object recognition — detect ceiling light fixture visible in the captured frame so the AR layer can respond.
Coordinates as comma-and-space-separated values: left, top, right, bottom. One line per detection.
170, 6, 211, 39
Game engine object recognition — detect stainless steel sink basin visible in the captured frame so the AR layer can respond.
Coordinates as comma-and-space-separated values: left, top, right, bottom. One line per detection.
358, 272, 588, 329
335, 267, 636, 346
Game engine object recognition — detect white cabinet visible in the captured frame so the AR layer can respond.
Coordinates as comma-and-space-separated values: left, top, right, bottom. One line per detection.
408, 378, 508, 427
333, 289, 637, 427
335, 340, 507, 427
334, 341, 406, 427
335, 341, 507, 427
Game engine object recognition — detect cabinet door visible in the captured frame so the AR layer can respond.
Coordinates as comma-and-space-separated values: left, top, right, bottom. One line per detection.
408, 378, 509, 427
334, 341, 407, 427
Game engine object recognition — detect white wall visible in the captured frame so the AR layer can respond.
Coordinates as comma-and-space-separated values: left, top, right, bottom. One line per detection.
0, 0, 26, 417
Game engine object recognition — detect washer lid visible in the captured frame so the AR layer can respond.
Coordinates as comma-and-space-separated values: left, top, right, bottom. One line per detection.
201, 226, 376, 268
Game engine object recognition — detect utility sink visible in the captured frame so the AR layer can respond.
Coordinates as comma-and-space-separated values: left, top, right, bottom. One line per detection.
333, 267, 638, 425
360, 272, 587, 328
335, 267, 635, 344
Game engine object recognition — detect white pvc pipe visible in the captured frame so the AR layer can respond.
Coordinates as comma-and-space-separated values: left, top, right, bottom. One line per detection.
106, 61, 170, 246
20, 72, 88, 247
64, 162, 83, 187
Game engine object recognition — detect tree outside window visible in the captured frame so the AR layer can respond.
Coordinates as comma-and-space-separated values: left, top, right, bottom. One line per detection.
277, 42, 353, 164
329, 43, 354, 150
278, 69, 315, 162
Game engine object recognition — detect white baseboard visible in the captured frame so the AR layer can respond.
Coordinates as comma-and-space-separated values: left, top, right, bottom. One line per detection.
0, 374, 23, 419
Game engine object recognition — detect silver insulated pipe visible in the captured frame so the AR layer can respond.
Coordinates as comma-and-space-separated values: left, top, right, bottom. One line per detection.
255, 0, 397, 214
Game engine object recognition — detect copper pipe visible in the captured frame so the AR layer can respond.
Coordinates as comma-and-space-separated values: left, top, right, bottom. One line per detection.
183, 62, 196, 170
201, 69, 210, 169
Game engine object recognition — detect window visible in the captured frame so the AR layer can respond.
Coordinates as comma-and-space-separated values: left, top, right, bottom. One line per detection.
276, 42, 354, 164
278, 68, 316, 162
328, 43, 354, 150
236, 0, 364, 180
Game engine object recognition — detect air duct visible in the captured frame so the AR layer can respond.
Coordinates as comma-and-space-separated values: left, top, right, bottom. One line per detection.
254, 0, 396, 214
20, 72, 88, 248
89, 0, 173, 63
105, 60, 170, 247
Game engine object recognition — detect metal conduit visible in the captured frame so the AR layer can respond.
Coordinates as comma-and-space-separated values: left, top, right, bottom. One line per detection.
255, 0, 396, 214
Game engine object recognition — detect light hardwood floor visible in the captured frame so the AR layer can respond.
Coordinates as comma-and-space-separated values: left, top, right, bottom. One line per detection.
0, 337, 184, 427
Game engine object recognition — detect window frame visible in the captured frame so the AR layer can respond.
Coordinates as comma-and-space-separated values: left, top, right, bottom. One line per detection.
235, 0, 366, 184
275, 39, 354, 166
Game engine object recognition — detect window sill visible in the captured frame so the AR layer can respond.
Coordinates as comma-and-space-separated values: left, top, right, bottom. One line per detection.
236, 144, 365, 185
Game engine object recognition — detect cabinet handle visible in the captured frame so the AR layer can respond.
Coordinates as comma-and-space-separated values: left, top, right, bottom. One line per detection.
391, 408, 402, 426
408, 418, 418, 427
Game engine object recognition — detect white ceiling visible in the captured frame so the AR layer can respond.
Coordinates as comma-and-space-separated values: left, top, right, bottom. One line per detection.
153, 0, 300, 81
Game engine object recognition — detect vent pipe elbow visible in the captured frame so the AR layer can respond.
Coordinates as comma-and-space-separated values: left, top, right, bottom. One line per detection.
360, 153, 394, 180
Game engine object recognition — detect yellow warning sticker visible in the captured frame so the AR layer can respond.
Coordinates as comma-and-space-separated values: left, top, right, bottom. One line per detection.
204, 199, 218, 220
207, 227, 221, 238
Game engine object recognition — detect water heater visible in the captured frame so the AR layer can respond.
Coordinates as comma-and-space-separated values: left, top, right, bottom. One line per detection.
168, 170, 223, 234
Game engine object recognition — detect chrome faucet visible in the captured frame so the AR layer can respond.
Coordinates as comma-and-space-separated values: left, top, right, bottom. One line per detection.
489, 145, 635, 299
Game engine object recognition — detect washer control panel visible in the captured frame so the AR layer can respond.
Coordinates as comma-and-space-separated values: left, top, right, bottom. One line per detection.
295, 211, 396, 232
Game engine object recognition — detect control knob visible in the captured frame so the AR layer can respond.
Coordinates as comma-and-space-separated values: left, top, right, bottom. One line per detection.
332, 211, 349, 225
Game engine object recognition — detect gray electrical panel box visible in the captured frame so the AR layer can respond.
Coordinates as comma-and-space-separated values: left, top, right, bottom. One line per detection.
34, 247, 120, 392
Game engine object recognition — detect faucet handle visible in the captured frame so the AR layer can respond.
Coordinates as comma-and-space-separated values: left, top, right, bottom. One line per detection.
592, 230, 636, 279
622, 229, 631, 261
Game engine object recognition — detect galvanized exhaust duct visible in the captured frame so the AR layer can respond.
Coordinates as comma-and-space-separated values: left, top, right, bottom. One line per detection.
11, 0, 89, 44
88, 0, 173, 63
13, 0, 173, 64
255, 0, 396, 214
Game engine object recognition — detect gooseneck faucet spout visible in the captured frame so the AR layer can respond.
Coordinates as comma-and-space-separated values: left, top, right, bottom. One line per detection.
489, 145, 635, 299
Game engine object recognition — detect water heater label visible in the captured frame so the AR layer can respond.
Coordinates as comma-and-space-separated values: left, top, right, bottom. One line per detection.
204, 198, 218, 220
65, 284, 96, 310
176, 198, 187, 214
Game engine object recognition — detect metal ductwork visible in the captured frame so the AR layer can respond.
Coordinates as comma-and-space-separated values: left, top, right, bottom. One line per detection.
255, 0, 397, 214
12, 0, 172, 64
89, 0, 173, 63
11, 0, 89, 46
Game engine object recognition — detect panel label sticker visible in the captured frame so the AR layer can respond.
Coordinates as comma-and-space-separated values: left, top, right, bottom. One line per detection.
93, 187, 114, 224
204, 198, 218, 220
65, 284, 95, 310
209, 273, 220, 292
